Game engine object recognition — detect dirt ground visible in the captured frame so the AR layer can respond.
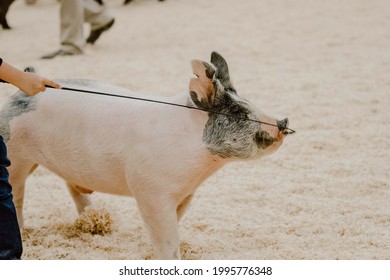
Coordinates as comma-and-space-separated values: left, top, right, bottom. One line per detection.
0, 0, 389, 259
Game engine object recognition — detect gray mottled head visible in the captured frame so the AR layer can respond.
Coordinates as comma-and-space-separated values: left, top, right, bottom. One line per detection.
189, 51, 286, 159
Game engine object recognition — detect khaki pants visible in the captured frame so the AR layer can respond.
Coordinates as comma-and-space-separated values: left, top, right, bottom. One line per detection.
60, 0, 112, 53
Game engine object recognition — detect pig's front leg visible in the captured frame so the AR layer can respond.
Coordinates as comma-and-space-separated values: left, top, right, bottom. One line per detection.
136, 195, 181, 259
177, 194, 193, 221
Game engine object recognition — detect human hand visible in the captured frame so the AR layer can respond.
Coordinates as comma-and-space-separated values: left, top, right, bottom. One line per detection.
0, 60, 61, 96
18, 72, 61, 96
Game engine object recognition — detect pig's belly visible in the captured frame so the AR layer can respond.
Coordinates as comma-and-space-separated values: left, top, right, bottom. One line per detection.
36, 156, 133, 197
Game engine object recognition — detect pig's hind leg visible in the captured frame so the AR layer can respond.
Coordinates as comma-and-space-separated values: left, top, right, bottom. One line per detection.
66, 182, 92, 214
8, 160, 39, 229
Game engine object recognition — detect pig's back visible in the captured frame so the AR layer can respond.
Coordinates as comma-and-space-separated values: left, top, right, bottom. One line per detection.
0, 79, 206, 195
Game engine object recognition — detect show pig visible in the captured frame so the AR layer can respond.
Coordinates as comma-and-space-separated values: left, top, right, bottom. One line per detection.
0, 52, 290, 259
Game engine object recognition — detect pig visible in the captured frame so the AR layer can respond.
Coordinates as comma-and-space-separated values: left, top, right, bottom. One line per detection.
0, 0, 14, 29
0, 52, 290, 259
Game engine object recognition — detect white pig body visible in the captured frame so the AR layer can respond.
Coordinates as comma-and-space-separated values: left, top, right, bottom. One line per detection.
0, 53, 289, 259
8, 81, 214, 197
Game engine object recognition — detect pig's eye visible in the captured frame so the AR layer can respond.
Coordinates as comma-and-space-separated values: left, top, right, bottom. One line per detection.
232, 106, 240, 114
233, 106, 249, 116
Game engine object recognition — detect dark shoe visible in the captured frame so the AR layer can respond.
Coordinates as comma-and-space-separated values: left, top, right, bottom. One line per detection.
124, 0, 163, 4
41, 50, 76, 59
0, 0, 14, 29
86, 18, 115, 44
0, 18, 11, 30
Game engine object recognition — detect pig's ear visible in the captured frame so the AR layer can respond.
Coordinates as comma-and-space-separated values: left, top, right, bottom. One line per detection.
210, 51, 233, 89
189, 60, 217, 109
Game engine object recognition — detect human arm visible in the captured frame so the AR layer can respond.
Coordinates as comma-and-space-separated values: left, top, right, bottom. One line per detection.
0, 58, 61, 96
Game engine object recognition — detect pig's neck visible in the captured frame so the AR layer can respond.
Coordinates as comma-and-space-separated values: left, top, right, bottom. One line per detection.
173, 92, 237, 166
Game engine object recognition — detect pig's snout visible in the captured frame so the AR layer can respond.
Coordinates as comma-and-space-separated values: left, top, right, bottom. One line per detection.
255, 117, 289, 150
255, 130, 275, 149
277, 118, 289, 133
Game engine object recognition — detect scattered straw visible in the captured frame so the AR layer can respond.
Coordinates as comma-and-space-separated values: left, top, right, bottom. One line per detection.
60, 207, 112, 238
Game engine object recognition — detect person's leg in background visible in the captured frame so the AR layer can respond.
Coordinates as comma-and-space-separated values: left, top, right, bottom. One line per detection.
84, 0, 114, 44
60, 0, 85, 54
42, 0, 84, 59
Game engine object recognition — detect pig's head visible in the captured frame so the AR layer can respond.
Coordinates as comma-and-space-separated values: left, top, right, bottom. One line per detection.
189, 52, 289, 160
